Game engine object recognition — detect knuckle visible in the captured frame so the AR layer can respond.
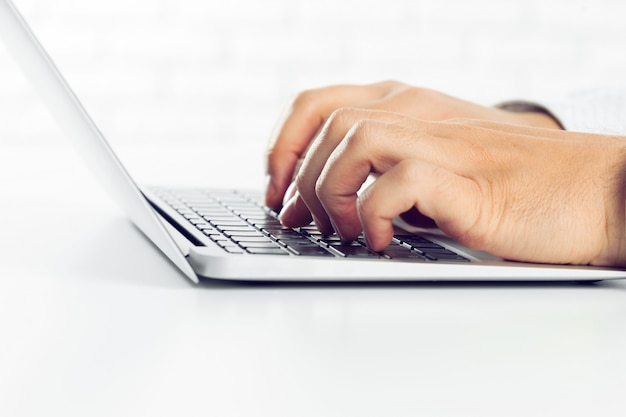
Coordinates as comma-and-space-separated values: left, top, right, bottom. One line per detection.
292, 89, 317, 110
345, 119, 372, 144
314, 171, 344, 214
291, 88, 331, 117
372, 79, 403, 91
395, 160, 422, 183
314, 176, 324, 196
294, 163, 323, 203
294, 170, 308, 192
314, 174, 332, 202
293, 170, 315, 202
395, 85, 428, 101
327, 106, 359, 126
356, 190, 375, 219
324, 108, 371, 145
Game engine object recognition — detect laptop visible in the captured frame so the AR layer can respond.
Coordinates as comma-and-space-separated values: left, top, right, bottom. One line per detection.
1, 0, 624, 283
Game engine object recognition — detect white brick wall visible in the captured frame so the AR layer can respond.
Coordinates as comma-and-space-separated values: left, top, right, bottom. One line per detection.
1, 0, 625, 147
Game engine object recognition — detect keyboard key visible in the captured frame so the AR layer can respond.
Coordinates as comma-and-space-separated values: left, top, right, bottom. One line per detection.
209, 236, 230, 244
237, 240, 280, 249
198, 211, 234, 218
246, 247, 290, 255
262, 228, 306, 240
222, 229, 266, 238
412, 242, 446, 249
421, 248, 460, 256
399, 239, 444, 250
333, 245, 381, 258
383, 249, 428, 260
287, 245, 336, 257
210, 219, 249, 226
279, 238, 320, 247
215, 224, 255, 233
222, 246, 245, 254
159, 188, 474, 261
215, 241, 242, 251
202, 229, 221, 237
182, 214, 202, 220
325, 240, 361, 247
425, 252, 470, 261
253, 219, 284, 227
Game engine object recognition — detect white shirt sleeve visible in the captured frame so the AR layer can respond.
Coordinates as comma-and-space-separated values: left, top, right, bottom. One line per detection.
497, 88, 626, 135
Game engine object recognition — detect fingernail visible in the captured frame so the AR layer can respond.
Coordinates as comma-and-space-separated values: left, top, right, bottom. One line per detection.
278, 194, 297, 225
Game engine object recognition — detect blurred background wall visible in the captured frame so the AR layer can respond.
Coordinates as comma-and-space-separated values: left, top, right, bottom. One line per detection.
1, 0, 625, 167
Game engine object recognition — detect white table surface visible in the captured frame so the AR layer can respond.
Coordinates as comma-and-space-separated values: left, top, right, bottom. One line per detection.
1, 144, 625, 417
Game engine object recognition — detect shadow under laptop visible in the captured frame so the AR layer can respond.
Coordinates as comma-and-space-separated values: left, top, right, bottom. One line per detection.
71, 218, 191, 289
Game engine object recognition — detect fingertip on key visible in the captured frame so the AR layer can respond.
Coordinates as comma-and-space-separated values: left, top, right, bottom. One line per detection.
278, 194, 298, 226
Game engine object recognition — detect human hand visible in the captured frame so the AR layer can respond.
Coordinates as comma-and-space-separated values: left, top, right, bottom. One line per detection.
278, 109, 626, 266
265, 81, 561, 211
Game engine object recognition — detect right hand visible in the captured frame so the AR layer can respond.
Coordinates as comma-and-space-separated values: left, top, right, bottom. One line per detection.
276, 111, 626, 266
264, 81, 561, 212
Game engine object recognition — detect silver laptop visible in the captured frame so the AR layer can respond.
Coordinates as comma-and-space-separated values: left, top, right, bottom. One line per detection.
1, 0, 624, 283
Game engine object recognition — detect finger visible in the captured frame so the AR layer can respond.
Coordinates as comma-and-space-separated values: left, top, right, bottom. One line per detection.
278, 191, 313, 227
357, 160, 481, 251
264, 84, 393, 210
314, 118, 508, 240
295, 109, 415, 235
312, 117, 460, 239
298, 113, 516, 236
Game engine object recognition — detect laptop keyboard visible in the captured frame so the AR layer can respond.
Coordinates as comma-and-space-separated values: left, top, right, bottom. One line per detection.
153, 188, 470, 262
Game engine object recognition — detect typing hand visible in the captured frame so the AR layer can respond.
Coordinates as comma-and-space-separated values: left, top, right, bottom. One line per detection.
264, 81, 560, 211
276, 109, 626, 266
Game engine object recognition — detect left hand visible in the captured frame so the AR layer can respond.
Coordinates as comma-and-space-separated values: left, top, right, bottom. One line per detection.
264, 82, 560, 211
278, 108, 626, 266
